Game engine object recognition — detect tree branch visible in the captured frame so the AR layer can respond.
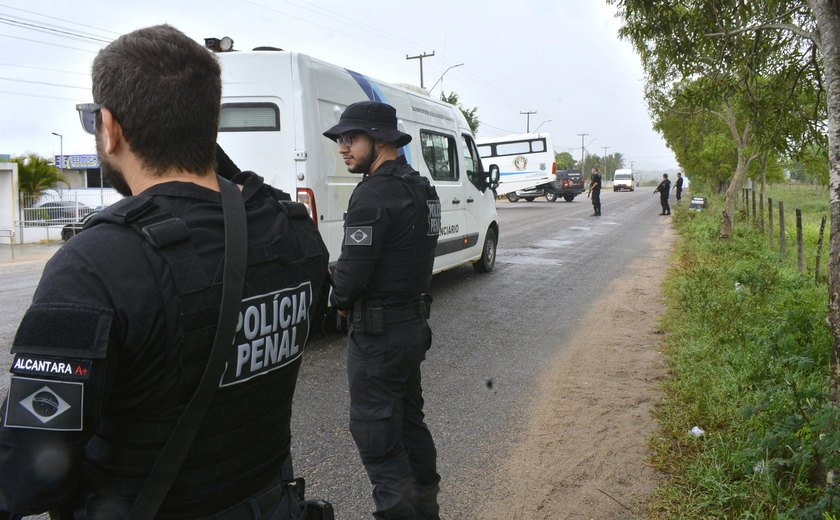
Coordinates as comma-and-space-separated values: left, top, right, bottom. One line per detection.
708, 23, 815, 43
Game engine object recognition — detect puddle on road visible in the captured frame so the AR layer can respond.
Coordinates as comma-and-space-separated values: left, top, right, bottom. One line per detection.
535, 239, 575, 248
495, 252, 564, 266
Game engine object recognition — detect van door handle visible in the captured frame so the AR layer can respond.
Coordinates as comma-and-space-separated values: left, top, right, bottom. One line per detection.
466, 197, 474, 203
452, 198, 461, 204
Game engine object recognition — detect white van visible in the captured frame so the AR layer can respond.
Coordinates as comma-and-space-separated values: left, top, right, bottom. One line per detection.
212, 45, 501, 276
475, 133, 556, 196
613, 168, 635, 191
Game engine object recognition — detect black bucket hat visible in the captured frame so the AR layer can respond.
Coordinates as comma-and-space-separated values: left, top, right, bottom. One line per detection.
323, 101, 412, 147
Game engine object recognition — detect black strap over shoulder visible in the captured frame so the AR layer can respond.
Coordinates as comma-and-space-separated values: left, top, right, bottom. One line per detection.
128, 177, 248, 520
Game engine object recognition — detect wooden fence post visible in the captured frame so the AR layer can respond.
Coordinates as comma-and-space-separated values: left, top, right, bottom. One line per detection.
752, 190, 757, 225
745, 189, 750, 219
817, 215, 827, 284
768, 197, 774, 249
759, 192, 765, 233
796, 208, 804, 273
779, 201, 786, 263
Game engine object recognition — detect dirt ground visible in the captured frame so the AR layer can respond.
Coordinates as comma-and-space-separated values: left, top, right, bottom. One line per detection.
477, 224, 676, 520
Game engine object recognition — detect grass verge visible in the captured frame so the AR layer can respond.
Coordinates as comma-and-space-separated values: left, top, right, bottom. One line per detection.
648, 186, 840, 518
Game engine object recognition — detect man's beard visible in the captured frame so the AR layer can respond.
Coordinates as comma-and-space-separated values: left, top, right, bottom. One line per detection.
95, 130, 132, 197
348, 142, 376, 174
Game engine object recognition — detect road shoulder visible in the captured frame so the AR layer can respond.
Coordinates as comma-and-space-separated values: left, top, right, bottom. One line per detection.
477, 220, 675, 519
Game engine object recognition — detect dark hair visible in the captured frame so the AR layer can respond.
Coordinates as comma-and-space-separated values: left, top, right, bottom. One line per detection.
92, 24, 221, 176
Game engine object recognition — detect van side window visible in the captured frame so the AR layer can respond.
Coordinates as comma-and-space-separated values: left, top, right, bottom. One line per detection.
460, 134, 484, 189
219, 103, 280, 132
420, 131, 458, 181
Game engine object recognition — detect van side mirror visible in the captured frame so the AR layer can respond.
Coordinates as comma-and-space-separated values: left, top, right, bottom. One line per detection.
487, 164, 500, 190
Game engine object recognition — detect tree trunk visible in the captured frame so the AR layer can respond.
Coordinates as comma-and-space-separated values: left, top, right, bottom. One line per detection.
719, 104, 755, 239
809, 0, 840, 413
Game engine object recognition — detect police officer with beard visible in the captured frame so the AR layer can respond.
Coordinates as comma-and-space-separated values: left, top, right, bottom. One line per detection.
323, 101, 442, 520
0, 25, 329, 519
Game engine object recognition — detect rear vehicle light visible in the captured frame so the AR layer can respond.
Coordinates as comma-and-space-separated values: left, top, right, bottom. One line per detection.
563, 180, 569, 187
296, 188, 318, 228
552, 162, 557, 174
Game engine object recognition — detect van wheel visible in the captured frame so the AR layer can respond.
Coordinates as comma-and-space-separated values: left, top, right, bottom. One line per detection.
545, 192, 557, 202
506, 193, 519, 203
473, 227, 497, 274
563, 194, 575, 202
524, 197, 536, 202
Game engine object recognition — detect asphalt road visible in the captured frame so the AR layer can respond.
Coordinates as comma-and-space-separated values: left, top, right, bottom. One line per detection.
0, 188, 671, 519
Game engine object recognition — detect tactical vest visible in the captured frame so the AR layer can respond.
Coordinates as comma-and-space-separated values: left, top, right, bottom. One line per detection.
78, 180, 328, 518
366, 169, 440, 301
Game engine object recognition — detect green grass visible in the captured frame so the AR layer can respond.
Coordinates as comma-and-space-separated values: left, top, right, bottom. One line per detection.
648, 184, 840, 519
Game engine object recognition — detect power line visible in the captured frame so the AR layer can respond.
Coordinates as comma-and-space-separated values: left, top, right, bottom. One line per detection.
0, 76, 88, 90
0, 61, 89, 76
0, 32, 98, 53
0, 88, 81, 102
0, 17, 111, 44
0, 3, 119, 38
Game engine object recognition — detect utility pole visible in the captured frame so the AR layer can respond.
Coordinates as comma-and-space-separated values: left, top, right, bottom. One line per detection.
520, 110, 537, 133
51, 132, 63, 173
406, 51, 435, 89
602, 146, 610, 180
577, 132, 588, 177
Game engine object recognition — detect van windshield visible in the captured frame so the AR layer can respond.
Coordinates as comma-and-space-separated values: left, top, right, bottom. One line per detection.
615, 174, 631, 180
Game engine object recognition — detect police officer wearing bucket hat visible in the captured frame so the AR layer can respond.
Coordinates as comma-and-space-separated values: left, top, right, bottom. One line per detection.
324, 101, 442, 519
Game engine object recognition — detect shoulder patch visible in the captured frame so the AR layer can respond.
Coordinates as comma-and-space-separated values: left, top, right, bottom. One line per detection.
427, 200, 441, 236
3, 376, 84, 431
11, 354, 92, 380
345, 226, 373, 246
12, 305, 112, 359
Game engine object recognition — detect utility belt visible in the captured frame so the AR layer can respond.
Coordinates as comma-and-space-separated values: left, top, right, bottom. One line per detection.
209, 478, 334, 520
352, 294, 432, 335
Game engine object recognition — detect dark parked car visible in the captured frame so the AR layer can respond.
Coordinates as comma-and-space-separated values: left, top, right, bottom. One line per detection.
61, 210, 99, 241
505, 169, 585, 203
36, 201, 93, 223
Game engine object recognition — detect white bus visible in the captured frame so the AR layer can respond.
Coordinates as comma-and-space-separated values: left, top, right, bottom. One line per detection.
476, 133, 556, 196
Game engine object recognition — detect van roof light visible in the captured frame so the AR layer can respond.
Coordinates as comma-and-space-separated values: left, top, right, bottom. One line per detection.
205, 36, 234, 52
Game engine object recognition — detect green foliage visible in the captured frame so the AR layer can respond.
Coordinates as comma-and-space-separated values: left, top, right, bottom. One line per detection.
555, 151, 575, 169
440, 91, 479, 134
787, 145, 830, 186
11, 153, 68, 201
651, 185, 838, 517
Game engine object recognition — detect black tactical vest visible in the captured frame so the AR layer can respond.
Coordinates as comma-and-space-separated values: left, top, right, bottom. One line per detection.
78, 179, 328, 518
367, 169, 440, 300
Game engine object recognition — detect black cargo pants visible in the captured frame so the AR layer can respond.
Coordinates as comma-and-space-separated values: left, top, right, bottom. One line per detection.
347, 317, 440, 520
660, 192, 671, 214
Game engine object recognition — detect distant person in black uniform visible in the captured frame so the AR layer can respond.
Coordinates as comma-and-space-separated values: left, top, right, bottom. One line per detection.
674, 172, 684, 202
0, 25, 329, 519
324, 101, 442, 520
654, 173, 672, 215
588, 167, 602, 216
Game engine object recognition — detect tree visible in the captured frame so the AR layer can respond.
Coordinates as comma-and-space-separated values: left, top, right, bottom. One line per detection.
612, 1, 824, 238
440, 91, 480, 134
612, 0, 840, 488
12, 153, 68, 203
555, 151, 576, 169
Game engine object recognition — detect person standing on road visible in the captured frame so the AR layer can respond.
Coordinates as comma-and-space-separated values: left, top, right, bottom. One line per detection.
0, 24, 330, 519
588, 167, 602, 216
654, 173, 672, 215
323, 101, 442, 520
673, 171, 684, 202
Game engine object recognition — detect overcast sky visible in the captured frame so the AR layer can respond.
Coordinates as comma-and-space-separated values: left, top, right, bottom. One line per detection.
0, 0, 679, 172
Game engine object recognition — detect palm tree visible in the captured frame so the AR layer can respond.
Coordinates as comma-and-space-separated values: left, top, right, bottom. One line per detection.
12, 153, 69, 205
